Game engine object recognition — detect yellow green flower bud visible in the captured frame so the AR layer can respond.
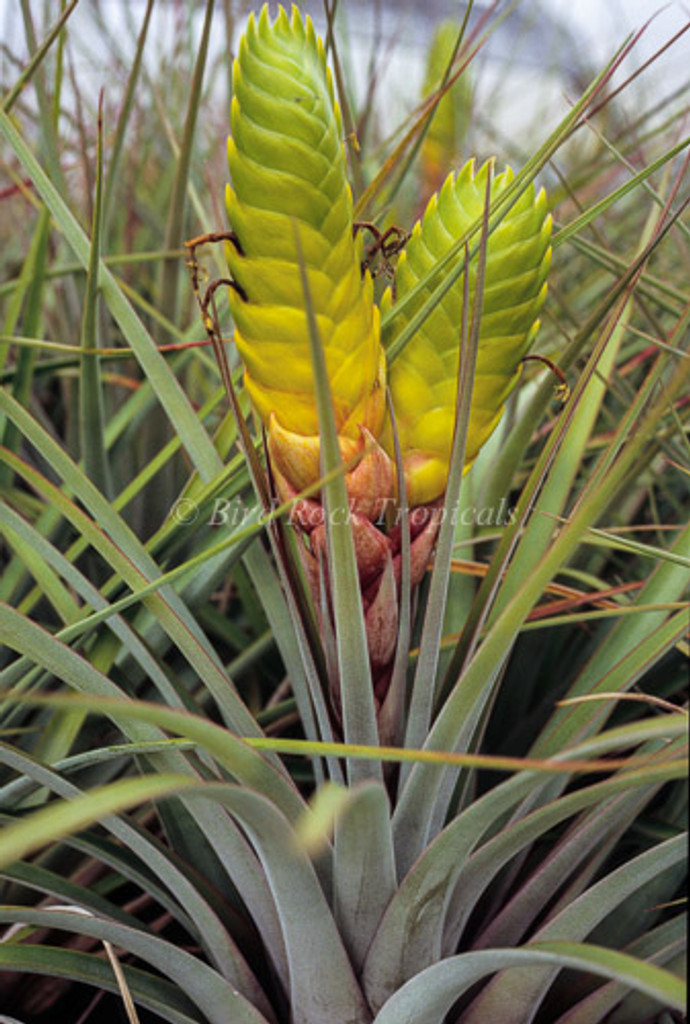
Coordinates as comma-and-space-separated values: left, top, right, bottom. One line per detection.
225, 4, 385, 476
381, 159, 552, 507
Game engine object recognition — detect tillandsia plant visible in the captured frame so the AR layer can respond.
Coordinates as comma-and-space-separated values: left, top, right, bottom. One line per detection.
222, 4, 551, 713
0, 1, 688, 1023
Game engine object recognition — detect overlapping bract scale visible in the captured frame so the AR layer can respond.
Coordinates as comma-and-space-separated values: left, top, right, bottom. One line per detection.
381, 159, 552, 506
225, 4, 384, 443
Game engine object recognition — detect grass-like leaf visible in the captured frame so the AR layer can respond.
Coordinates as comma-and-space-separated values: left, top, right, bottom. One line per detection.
79, 93, 112, 498
293, 222, 381, 782
371, 942, 686, 1024
0, 944, 204, 1024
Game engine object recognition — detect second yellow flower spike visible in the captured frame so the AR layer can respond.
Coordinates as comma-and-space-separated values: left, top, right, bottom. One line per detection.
382, 159, 552, 507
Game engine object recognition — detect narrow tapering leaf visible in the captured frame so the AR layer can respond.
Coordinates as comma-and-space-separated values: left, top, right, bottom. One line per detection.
79, 92, 112, 497
371, 943, 686, 1024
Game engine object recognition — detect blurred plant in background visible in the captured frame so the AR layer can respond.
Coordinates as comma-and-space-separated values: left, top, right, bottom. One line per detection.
0, 1, 687, 1022
419, 19, 474, 200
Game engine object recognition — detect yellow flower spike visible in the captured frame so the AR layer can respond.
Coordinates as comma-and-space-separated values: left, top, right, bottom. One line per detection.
382, 158, 552, 507
225, 4, 385, 490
